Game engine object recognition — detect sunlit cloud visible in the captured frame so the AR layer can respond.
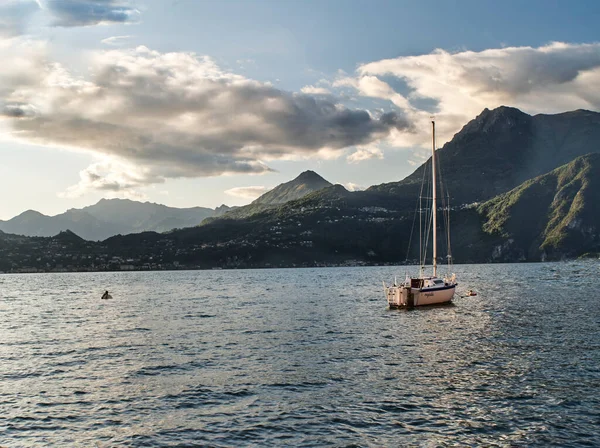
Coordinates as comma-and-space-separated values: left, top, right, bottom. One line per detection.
225, 185, 271, 200
0, 40, 411, 196
301, 85, 331, 95
347, 144, 384, 163
343, 182, 364, 191
351, 42, 600, 147
58, 158, 153, 200
101, 35, 134, 46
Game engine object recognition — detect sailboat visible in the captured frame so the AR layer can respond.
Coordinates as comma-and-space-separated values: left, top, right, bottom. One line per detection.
384, 120, 457, 308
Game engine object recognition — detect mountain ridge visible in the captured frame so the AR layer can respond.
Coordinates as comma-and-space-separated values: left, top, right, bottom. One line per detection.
478, 153, 600, 261
0, 199, 221, 240
209, 170, 334, 221
368, 106, 600, 206
2, 106, 600, 270
252, 170, 332, 206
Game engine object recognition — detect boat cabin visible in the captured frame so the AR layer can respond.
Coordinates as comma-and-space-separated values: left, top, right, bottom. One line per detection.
408, 276, 449, 290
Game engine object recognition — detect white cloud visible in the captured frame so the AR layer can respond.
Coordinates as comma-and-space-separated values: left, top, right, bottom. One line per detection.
343, 182, 364, 191
355, 76, 412, 110
347, 144, 384, 163
101, 35, 133, 46
225, 185, 271, 200
300, 85, 331, 95
0, 40, 410, 196
353, 42, 600, 147
58, 158, 153, 199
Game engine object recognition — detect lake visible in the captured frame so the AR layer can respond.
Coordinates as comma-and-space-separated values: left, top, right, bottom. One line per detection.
1, 262, 599, 446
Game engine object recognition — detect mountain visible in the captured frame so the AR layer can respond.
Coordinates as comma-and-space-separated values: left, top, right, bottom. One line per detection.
477, 153, 600, 261
252, 170, 332, 205
82, 198, 215, 233
0, 209, 123, 241
369, 107, 600, 205
3, 106, 600, 271
0, 171, 332, 241
0, 199, 220, 241
53, 229, 87, 245
214, 204, 236, 216
214, 170, 334, 220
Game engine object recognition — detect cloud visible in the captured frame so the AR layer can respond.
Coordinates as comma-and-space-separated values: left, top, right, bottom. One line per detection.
301, 85, 331, 95
0, 1, 39, 37
39, 0, 140, 27
225, 185, 271, 200
58, 159, 153, 199
353, 42, 600, 147
343, 182, 364, 191
335, 75, 412, 110
0, 37, 49, 101
101, 35, 133, 46
347, 144, 384, 163
0, 41, 410, 196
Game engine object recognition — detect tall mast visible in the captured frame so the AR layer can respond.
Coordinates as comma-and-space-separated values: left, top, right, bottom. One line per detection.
431, 120, 437, 278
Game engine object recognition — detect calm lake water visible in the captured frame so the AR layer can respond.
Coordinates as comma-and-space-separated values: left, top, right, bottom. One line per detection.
1, 262, 599, 447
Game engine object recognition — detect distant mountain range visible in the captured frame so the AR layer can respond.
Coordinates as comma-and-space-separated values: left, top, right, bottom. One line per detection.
0, 170, 334, 241
2, 106, 600, 271
0, 199, 235, 241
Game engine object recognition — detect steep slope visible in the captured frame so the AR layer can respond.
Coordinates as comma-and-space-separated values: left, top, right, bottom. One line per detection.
215, 170, 334, 220
478, 153, 600, 260
53, 229, 87, 245
369, 107, 600, 205
252, 170, 332, 206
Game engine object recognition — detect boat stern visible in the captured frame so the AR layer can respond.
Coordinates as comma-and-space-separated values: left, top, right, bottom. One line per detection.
385, 284, 414, 308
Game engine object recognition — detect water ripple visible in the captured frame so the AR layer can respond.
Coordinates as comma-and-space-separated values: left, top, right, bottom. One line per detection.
1, 262, 600, 446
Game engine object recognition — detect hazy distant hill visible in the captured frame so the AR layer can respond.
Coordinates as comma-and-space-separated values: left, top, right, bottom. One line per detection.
0, 209, 124, 241
369, 107, 600, 205
0, 199, 223, 241
82, 198, 216, 234
0, 171, 331, 241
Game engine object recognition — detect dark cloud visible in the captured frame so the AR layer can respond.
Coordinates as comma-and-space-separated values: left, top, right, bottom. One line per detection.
42, 0, 140, 27
5, 47, 410, 179
2, 103, 38, 118
2, 46, 411, 195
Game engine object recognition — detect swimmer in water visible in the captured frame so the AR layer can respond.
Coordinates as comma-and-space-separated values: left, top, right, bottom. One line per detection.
101, 290, 110, 300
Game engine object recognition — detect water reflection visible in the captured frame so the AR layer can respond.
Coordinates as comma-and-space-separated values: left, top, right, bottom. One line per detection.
1, 262, 599, 446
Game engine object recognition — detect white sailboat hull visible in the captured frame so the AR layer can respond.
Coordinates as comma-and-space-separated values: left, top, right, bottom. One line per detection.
385, 284, 455, 308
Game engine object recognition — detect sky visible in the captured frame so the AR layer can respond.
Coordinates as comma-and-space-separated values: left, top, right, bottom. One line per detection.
1, 0, 600, 219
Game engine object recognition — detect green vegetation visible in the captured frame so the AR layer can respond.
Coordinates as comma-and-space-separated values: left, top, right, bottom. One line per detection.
479, 154, 600, 260
2, 107, 600, 272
